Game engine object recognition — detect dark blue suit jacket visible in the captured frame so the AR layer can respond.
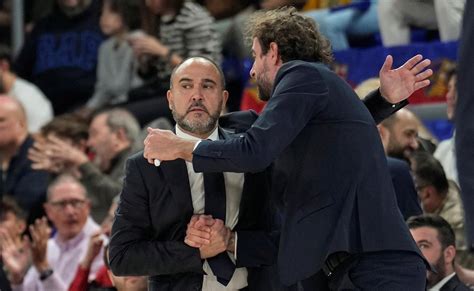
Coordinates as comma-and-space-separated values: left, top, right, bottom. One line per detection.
109, 128, 280, 290
456, 0, 474, 249
193, 61, 422, 286
387, 157, 422, 220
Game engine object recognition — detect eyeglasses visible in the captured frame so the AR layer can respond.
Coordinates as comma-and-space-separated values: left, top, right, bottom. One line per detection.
49, 199, 87, 210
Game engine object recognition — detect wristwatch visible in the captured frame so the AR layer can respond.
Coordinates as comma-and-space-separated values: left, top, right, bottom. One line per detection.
39, 268, 54, 281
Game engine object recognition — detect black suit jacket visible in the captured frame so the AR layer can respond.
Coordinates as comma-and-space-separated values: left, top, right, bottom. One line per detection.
109, 128, 281, 290
193, 61, 422, 286
456, 0, 474, 248
387, 157, 422, 220
440, 274, 470, 291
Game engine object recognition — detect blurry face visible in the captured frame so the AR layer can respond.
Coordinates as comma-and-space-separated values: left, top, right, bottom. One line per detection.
57, 0, 81, 8
145, 0, 170, 15
0, 99, 25, 148
446, 75, 457, 121
100, 1, 125, 35
410, 227, 450, 288
167, 58, 228, 137
45, 181, 90, 240
250, 38, 274, 101
0, 212, 26, 240
87, 114, 118, 170
386, 113, 419, 160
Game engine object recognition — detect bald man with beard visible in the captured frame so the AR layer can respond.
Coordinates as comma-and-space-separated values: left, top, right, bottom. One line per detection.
0, 96, 49, 218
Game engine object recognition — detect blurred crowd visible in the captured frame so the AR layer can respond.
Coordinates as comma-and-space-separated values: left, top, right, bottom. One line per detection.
0, 0, 469, 290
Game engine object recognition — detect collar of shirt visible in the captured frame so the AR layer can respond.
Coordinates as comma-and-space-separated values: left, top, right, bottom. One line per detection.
175, 125, 219, 141
53, 217, 98, 251
429, 272, 456, 291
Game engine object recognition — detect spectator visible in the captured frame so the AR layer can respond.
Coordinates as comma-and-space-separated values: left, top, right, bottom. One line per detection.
124, 0, 221, 125
378, 0, 466, 47
30, 109, 140, 222
0, 96, 49, 217
411, 151, 474, 269
408, 215, 470, 290
13, 0, 104, 115
355, 78, 422, 219
0, 45, 53, 133
305, 0, 379, 51
378, 108, 420, 162
0, 197, 27, 291
84, 0, 143, 112
3, 174, 105, 291
434, 68, 458, 186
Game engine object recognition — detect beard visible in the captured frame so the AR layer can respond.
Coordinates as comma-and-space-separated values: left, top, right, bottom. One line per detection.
255, 64, 273, 102
387, 139, 411, 162
172, 100, 221, 136
427, 255, 447, 288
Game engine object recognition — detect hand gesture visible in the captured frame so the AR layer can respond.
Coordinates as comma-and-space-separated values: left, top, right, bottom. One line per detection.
144, 128, 195, 163
28, 138, 63, 173
199, 219, 231, 259
80, 231, 104, 269
0, 229, 31, 284
379, 54, 433, 104
29, 217, 51, 273
129, 34, 168, 57
184, 215, 215, 248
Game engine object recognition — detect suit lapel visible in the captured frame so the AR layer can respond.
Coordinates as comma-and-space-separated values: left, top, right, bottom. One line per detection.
160, 159, 194, 214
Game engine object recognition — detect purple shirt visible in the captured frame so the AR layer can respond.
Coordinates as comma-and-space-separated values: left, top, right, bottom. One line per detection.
13, 218, 104, 291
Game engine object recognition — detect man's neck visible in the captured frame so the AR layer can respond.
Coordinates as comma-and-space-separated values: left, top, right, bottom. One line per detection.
0, 134, 27, 170
176, 125, 216, 140
2, 71, 16, 93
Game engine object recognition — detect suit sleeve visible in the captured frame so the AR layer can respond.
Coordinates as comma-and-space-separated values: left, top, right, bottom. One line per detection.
362, 89, 408, 124
108, 157, 203, 276
193, 63, 328, 173
235, 230, 279, 268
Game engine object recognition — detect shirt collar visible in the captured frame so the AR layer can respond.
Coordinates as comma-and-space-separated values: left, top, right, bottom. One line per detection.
429, 272, 456, 291
54, 217, 97, 250
175, 125, 219, 141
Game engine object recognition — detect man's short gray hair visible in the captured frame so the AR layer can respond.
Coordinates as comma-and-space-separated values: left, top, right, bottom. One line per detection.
102, 108, 140, 144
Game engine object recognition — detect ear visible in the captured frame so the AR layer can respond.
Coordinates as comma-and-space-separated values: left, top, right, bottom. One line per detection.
222, 90, 229, 111
268, 42, 280, 65
115, 127, 127, 143
43, 203, 52, 220
377, 125, 390, 151
166, 90, 173, 111
444, 245, 456, 265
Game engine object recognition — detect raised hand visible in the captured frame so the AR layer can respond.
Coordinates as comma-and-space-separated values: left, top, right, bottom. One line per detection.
29, 217, 51, 273
80, 231, 104, 269
379, 54, 433, 104
0, 228, 31, 284
129, 34, 168, 58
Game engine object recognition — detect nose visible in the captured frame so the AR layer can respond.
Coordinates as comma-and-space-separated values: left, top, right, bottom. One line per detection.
191, 86, 204, 101
249, 63, 256, 79
409, 137, 419, 150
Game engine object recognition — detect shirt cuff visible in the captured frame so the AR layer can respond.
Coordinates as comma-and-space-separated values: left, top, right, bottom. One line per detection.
234, 232, 238, 260
193, 140, 202, 151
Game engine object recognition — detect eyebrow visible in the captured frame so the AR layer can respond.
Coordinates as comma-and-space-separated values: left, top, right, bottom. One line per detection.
416, 239, 432, 245
178, 78, 218, 85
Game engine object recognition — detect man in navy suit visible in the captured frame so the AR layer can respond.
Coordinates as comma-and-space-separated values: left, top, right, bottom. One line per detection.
143, 8, 433, 290
456, 0, 474, 251
109, 57, 280, 290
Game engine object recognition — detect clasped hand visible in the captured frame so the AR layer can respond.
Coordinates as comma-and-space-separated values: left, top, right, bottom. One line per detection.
184, 215, 233, 259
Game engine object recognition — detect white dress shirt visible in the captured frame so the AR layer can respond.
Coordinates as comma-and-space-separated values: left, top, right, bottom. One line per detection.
176, 126, 247, 290
428, 272, 456, 291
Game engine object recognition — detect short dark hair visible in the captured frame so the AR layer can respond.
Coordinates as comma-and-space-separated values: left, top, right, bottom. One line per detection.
245, 6, 333, 65
407, 214, 456, 249
104, 0, 142, 31
412, 151, 449, 195
169, 56, 226, 89
0, 44, 11, 64
41, 113, 89, 145
0, 197, 26, 221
